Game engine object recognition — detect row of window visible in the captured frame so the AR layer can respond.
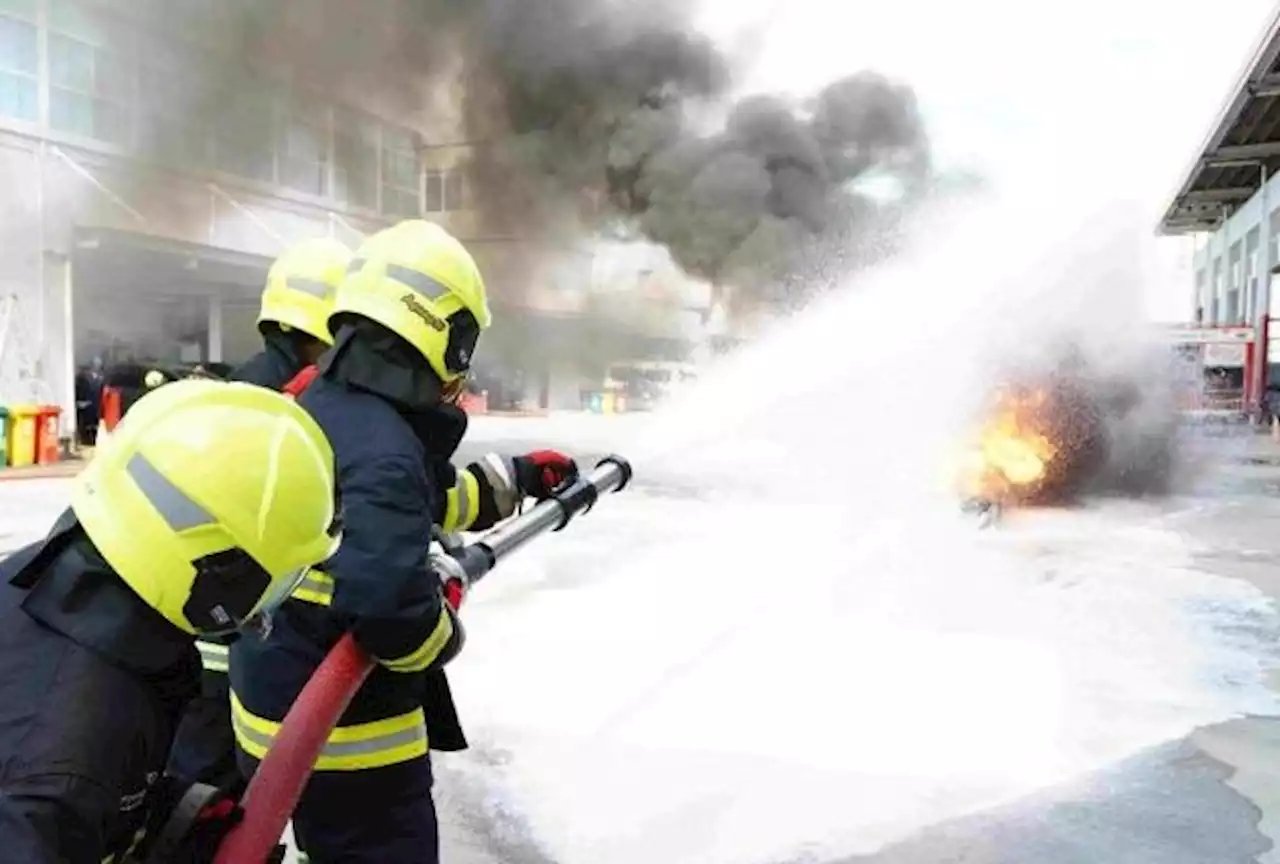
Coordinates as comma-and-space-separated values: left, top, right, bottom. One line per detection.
0, 0, 469, 217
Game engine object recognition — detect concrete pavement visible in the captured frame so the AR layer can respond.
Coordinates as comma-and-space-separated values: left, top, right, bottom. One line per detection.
7, 420, 1280, 863
821, 455, 1280, 864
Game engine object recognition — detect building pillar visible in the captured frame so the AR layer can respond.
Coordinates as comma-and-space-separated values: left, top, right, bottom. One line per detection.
207, 292, 223, 363
54, 252, 76, 441
1255, 167, 1272, 416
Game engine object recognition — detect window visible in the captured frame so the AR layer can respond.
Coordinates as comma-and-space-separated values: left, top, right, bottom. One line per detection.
137, 43, 209, 166
48, 0, 135, 145
0, 5, 37, 122
277, 92, 329, 196
1226, 289, 1240, 325
212, 76, 274, 182
333, 108, 377, 210
380, 125, 419, 216
425, 168, 467, 212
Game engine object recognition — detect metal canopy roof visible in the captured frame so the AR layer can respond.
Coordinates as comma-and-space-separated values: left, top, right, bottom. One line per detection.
1159, 6, 1280, 235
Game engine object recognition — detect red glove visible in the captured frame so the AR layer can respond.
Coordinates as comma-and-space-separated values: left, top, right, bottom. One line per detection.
513, 450, 578, 500
442, 576, 466, 610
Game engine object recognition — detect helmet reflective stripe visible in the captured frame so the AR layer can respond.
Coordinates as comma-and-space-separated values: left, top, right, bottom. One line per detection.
285, 276, 335, 299
387, 264, 451, 301
347, 258, 450, 302
126, 453, 215, 532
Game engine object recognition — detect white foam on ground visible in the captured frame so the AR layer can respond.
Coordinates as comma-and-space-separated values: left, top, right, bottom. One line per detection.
449, 474, 1280, 863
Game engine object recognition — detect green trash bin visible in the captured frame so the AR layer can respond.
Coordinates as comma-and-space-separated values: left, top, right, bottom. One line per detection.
0, 406, 8, 467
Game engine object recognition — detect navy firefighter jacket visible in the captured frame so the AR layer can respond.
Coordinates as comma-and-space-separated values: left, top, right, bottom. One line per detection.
0, 511, 200, 863
229, 373, 467, 761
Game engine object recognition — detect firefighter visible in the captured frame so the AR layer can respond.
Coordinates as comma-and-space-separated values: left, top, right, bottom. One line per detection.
166, 237, 351, 795
234, 237, 353, 390
229, 219, 578, 863
0, 379, 340, 863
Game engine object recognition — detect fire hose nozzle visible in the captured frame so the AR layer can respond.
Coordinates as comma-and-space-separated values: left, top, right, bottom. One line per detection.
597, 454, 633, 491
549, 454, 632, 531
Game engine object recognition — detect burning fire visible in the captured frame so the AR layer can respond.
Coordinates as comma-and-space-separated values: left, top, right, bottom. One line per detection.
959, 388, 1059, 503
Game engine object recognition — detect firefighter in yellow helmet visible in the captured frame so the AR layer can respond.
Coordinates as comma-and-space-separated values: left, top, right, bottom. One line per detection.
229, 220, 578, 863
0, 379, 340, 863
238, 236, 352, 390
167, 237, 351, 797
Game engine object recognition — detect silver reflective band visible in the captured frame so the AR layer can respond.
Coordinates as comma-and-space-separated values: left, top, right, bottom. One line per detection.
293, 571, 334, 603
479, 452, 518, 516
285, 276, 332, 298
232, 713, 427, 759
197, 640, 229, 673
347, 258, 449, 302
385, 263, 449, 301
126, 453, 216, 531
454, 474, 471, 521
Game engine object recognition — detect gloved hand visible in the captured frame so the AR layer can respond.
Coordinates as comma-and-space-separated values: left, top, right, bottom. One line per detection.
512, 450, 578, 500
137, 777, 243, 863
442, 575, 467, 610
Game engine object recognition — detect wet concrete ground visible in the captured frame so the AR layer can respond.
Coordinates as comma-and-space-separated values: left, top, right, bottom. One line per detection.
5, 424, 1280, 863
438, 432, 1280, 864
820, 444, 1280, 864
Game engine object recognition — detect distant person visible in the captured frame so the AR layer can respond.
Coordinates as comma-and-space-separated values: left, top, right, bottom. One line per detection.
73, 356, 104, 446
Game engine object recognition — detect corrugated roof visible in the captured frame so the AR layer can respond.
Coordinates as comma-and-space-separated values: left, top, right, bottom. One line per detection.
1159, 4, 1280, 234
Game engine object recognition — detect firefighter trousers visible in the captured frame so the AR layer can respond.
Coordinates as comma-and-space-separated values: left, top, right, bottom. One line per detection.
263, 755, 438, 863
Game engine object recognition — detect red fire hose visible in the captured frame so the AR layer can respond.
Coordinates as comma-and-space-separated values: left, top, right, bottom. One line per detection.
211, 633, 372, 863
211, 456, 631, 862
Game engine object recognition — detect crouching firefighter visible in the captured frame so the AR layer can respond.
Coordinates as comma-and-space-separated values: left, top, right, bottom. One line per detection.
0, 380, 341, 863
229, 219, 577, 864
167, 237, 351, 796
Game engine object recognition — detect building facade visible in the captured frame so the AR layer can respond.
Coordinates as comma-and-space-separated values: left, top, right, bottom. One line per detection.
0, 0, 703, 432
1188, 178, 1280, 327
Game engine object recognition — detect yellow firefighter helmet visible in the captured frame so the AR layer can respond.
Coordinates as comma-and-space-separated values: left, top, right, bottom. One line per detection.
258, 237, 353, 345
71, 379, 340, 636
331, 220, 490, 384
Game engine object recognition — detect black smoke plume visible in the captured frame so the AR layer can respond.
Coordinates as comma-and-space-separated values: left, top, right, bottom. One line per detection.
454, 0, 931, 307
119, 0, 928, 313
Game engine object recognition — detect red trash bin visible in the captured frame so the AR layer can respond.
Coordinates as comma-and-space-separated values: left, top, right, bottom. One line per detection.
34, 405, 62, 465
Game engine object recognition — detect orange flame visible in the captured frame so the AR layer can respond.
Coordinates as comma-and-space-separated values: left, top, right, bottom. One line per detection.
959, 388, 1059, 502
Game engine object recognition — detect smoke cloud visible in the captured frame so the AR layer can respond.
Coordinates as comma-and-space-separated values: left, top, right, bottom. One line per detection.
454, 0, 931, 306
125, 0, 928, 311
